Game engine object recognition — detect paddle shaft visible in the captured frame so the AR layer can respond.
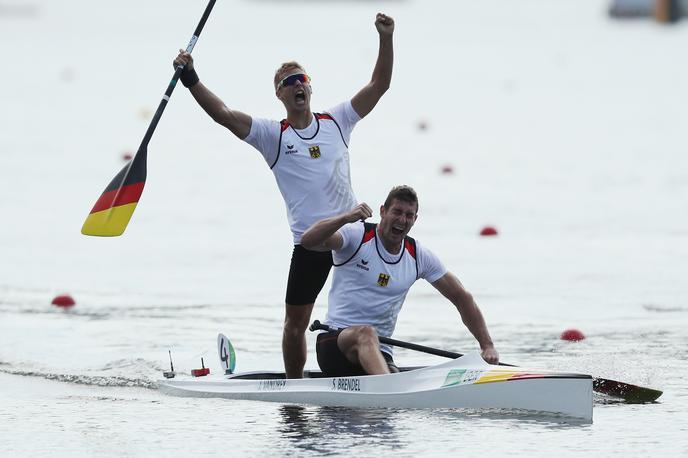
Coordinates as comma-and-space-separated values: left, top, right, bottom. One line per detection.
309, 320, 662, 402
138, 0, 216, 154
309, 320, 514, 366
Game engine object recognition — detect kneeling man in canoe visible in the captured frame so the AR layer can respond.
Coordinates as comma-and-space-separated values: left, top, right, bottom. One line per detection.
301, 185, 499, 376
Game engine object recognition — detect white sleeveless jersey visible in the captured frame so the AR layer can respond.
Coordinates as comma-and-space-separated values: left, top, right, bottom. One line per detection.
244, 102, 360, 244
326, 222, 447, 355
271, 113, 357, 242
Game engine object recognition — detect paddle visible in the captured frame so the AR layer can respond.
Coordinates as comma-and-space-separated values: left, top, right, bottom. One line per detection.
309, 320, 663, 403
81, 0, 217, 236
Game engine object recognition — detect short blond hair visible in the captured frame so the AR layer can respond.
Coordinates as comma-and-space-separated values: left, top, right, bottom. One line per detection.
274, 61, 306, 89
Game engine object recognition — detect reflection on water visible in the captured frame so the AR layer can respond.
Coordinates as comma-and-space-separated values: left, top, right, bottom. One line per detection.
278, 405, 404, 454
277, 404, 588, 455
429, 408, 591, 429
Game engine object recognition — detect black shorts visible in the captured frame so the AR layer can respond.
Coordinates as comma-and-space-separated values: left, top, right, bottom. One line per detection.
285, 245, 333, 306
316, 331, 398, 377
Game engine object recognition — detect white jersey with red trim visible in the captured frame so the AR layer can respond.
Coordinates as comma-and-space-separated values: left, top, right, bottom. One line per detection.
244, 101, 360, 244
326, 222, 448, 355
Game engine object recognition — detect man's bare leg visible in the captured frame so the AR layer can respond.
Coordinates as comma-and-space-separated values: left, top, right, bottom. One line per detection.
283, 303, 314, 379
337, 326, 390, 375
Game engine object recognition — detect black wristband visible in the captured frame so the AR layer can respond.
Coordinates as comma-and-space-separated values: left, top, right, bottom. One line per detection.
180, 67, 199, 88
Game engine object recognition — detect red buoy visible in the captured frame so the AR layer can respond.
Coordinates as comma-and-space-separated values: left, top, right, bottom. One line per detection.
479, 226, 498, 236
560, 329, 585, 342
51, 294, 75, 308
122, 151, 133, 161
441, 164, 454, 175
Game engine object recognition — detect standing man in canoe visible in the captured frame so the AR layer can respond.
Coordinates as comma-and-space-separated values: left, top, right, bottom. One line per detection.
173, 13, 395, 378
301, 185, 499, 376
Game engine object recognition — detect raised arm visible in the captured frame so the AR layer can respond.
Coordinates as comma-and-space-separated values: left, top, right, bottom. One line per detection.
174, 50, 252, 140
431, 272, 499, 364
301, 203, 373, 252
351, 13, 394, 119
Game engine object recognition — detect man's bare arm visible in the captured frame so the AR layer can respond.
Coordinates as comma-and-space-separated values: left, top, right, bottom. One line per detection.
351, 13, 394, 119
301, 203, 373, 252
431, 272, 499, 364
174, 50, 252, 139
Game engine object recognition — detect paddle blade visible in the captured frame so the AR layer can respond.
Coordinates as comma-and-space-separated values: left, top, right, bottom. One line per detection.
217, 333, 236, 374
593, 377, 663, 402
81, 150, 147, 237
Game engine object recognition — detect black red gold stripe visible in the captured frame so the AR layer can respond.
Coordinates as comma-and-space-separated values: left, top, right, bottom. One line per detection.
81, 154, 147, 236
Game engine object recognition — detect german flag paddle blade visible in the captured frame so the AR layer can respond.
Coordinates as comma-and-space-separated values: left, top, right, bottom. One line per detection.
81, 148, 147, 237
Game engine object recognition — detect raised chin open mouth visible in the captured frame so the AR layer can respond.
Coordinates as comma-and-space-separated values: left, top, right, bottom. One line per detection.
294, 90, 306, 104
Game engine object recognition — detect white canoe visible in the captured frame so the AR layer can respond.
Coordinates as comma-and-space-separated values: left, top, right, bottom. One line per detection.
159, 352, 593, 421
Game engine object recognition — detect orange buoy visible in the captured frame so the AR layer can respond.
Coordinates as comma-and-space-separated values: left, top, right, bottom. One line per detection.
479, 226, 498, 236
51, 294, 75, 308
560, 329, 585, 342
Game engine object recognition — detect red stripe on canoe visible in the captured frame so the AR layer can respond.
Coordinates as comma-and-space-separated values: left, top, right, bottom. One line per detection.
508, 373, 547, 380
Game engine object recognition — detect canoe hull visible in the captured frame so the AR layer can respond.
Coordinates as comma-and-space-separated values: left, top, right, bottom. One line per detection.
159, 352, 593, 421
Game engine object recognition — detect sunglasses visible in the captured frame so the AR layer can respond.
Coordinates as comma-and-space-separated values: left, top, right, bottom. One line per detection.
277, 73, 311, 90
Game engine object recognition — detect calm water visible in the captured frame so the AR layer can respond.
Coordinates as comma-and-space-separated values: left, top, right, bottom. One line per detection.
1, 0, 687, 456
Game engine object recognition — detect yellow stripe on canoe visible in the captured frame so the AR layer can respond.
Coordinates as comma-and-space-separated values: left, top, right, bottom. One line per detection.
81, 202, 138, 237
474, 370, 523, 384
